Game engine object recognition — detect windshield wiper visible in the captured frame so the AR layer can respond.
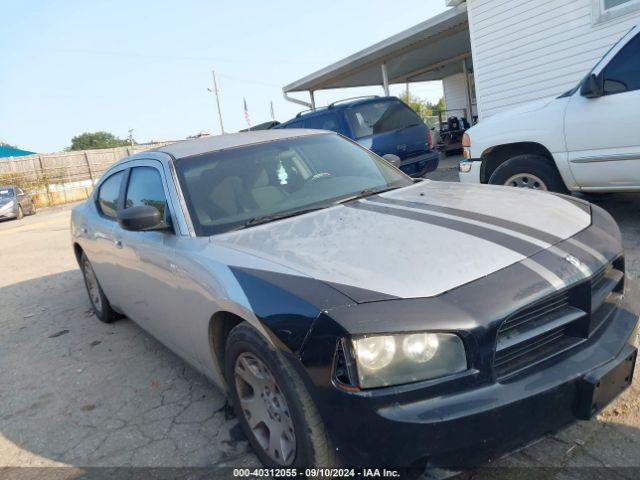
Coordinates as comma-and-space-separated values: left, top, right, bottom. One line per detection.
334, 185, 402, 205
241, 205, 330, 229
225, 186, 403, 232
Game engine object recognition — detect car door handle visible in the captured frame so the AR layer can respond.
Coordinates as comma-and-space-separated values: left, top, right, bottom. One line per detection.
114, 239, 123, 249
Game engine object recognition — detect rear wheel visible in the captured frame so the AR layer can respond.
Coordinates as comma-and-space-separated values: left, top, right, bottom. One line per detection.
30, 201, 36, 215
80, 252, 119, 323
225, 323, 336, 468
489, 154, 568, 193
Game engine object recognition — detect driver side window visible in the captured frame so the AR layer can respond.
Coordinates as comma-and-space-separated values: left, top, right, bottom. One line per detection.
604, 33, 640, 95
124, 166, 168, 219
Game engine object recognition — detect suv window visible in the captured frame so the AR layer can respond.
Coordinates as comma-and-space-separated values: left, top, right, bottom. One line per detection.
281, 119, 304, 129
125, 166, 167, 218
98, 171, 125, 218
345, 100, 422, 139
604, 33, 640, 94
304, 114, 340, 132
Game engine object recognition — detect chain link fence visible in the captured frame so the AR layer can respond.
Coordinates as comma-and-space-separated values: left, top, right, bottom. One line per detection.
0, 142, 175, 207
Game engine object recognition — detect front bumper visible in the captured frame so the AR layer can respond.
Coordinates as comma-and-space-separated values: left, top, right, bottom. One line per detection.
399, 151, 440, 178
314, 285, 638, 467
458, 159, 482, 183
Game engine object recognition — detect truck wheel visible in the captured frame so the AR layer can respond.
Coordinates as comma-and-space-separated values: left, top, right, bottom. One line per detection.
489, 154, 568, 193
225, 322, 337, 468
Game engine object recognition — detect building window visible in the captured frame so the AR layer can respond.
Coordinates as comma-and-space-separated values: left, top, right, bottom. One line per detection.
593, 0, 640, 24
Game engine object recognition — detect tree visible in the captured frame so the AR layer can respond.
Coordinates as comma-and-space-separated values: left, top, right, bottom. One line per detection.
69, 131, 132, 151
398, 92, 445, 129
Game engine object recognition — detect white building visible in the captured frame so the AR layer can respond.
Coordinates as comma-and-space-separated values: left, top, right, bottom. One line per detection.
283, 0, 640, 123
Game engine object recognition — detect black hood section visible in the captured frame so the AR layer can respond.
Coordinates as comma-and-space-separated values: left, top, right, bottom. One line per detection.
229, 267, 396, 352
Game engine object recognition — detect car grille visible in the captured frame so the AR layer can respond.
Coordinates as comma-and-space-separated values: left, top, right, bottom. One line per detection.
494, 257, 625, 380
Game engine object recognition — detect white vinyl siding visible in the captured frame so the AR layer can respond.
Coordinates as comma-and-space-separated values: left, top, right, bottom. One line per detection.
466, 0, 640, 119
443, 73, 477, 119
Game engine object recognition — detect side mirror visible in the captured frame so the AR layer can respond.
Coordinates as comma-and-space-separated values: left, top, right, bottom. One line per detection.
382, 153, 402, 168
581, 73, 604, 99
117, 205, 169, 232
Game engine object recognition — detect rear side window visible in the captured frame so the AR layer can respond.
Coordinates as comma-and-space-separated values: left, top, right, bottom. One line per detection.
345, 100, 423, 138
98, 171, 125, 219
304, 114, 340, 132
125, 166, 167, 218
604, 33, 640, 94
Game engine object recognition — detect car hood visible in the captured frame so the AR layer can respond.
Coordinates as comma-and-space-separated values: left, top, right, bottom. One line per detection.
213, 181, 591, 302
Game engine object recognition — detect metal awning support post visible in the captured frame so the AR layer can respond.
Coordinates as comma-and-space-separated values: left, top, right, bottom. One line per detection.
381, 63, 390, 96
462, 59, 474, 125
283, 91, 312, 109
310, 90, 316, 109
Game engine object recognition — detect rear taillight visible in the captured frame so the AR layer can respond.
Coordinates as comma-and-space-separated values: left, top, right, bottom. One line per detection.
427, 129, 433, 151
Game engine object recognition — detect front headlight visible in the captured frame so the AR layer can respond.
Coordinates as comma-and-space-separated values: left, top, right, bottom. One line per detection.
352, 333, 467, 388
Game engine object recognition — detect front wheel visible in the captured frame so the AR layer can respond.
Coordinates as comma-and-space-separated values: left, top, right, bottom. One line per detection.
488, 154, 568, 193
16, 205, 24, 220
225, 323, 337, 468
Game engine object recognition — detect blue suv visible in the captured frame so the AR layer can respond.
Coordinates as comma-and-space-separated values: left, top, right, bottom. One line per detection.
276, 96, 439, 177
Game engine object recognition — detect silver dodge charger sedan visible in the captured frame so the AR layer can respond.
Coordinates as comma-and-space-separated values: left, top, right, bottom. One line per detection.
71, 130, 638, 470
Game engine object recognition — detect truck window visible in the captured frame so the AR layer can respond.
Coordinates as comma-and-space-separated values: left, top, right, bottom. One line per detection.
345, 100, 422, 139
604, 33, 640, 95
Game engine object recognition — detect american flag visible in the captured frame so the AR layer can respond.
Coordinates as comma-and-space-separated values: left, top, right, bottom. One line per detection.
243, 97, 251, 128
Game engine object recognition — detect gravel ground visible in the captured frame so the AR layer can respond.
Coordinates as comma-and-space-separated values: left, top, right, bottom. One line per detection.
0, 166, 639, 479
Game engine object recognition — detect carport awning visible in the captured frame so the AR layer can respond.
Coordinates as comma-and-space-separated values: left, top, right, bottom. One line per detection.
283, 4, 470, 93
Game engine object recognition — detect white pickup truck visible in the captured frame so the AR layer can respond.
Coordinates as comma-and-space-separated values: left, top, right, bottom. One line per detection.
459, 24, 639, 193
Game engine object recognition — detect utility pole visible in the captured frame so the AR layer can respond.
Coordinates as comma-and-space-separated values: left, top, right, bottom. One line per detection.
208, 70, 225, 134
127, 128, 134, 146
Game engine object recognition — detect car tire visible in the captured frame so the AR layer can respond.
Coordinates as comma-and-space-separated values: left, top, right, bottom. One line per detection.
80, 252, 120, 323
16, 205, 24, 220
489, 154, 568, 193
30, 201, 36, 215
225, 322, 337, 468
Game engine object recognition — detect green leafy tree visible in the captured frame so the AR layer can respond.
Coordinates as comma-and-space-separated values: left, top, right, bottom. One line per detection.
69, 131, 132, 151
399, 92, 445, 129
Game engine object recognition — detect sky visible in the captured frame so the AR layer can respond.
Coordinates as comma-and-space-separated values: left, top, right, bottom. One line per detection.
1, 1, 448, 153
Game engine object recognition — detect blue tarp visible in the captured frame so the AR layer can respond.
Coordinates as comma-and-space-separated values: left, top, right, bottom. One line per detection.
0, 145, 35, 158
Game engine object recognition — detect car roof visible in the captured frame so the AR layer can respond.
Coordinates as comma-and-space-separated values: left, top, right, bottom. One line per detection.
154, 129, 329, 160
0, 185, 16, 190
279, 96, 398, 126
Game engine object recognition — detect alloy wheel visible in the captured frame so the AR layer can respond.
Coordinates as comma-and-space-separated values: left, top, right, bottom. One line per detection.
234, 352, 296, 465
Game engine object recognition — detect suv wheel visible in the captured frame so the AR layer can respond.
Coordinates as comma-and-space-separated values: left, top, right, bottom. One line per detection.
16, 205, 24, 220
489, 154, 568, 193
225, 323, 337, 468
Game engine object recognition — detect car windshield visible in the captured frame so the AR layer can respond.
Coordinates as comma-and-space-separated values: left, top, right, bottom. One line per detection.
174, 133, 412, 236
0, 187, 15, 199
345, 99, 423, 139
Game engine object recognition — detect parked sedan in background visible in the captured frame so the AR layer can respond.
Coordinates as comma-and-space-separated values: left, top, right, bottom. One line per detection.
71, 130, 638, 470
0, 185, 36, 220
